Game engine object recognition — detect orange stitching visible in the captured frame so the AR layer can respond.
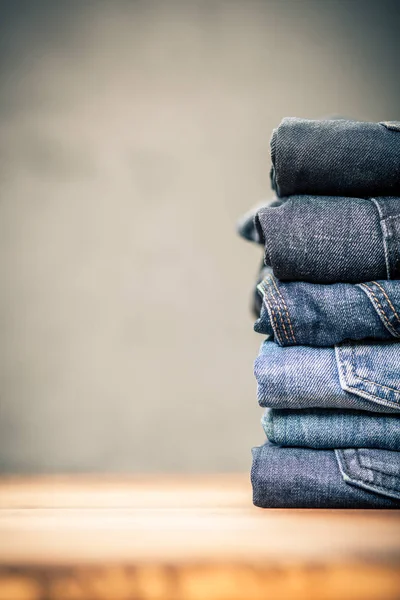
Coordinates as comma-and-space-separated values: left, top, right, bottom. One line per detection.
354, 372, 400, 394
270, 276, 297, 343
262, 283, 284, 345
372, 281, 400, 324
360, 283, 400, 338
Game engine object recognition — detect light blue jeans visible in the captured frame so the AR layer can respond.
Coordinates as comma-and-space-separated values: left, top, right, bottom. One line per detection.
262, 408, 400, 450
255, 340, 400, 413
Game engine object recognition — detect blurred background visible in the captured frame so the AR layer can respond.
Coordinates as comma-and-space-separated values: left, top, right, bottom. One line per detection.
0, 0, 399, 473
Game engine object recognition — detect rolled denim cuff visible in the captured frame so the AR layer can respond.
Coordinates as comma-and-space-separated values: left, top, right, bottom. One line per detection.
255, 195, 400, 283
255, 340, 400, 413
255, 275, 400, 346
236, 197, 285, 244
270, 117, 400, 198
262, 408, 400, 451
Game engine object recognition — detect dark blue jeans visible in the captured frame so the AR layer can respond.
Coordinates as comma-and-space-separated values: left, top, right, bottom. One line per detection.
255, 272, 400, 346
252, 442, 400, 508
253, 196, 400, 284
270, 117, 400, 198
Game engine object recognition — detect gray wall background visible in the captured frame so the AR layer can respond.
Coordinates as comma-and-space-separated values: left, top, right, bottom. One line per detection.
1, 0, 399, 472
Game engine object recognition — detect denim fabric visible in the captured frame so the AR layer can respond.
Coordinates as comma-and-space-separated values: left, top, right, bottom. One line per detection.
252, 442, 400, 508
237, 198, 281, 244
262, 408, 400, 450
255, 273, 400, 346
254, 195, 400, 283
270, 118, 400, 198
252, 264, 270, 318
255, 340, 400, 413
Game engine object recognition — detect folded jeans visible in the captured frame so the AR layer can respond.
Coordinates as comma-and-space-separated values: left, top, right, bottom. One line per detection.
255, 272, 400, 346
253, 195, 400, 284
270, 117, 400, 198
252, 442, 400, 508
255, 340, 400, 413
262, 408, 400, 450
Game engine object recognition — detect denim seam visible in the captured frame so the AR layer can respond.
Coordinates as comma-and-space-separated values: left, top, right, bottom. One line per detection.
383, 217, 400, 281
380, 214, 400, 221
264, 278, 292, 345
260, 281, 284, 345
358, 283, 400, 338
335, 345, 400, 410
260, 282, 284, 346
274, 286, 294, 344
357, 459, 400, 477
372, 281, 400, 324
270, 276, 297, 344
369, 197, 391, 278
350, 346, 400, 394
336, 449, 400, 498
358, 283, 399, 337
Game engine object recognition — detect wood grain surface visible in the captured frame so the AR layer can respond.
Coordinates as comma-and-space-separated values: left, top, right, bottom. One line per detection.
0, 475, 399, 600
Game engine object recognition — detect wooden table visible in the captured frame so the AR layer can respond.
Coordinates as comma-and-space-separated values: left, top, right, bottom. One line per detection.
0, 475, 399, 600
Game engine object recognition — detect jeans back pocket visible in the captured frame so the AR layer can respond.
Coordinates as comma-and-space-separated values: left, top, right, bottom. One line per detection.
336, 448, 400, 501
336, 342, 400, 411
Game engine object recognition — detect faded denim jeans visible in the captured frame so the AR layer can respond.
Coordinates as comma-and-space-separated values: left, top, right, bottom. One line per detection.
255, 272, 400, 346
252, 442, 400, 508
255, 340, 400, 413
270, 117, 400, 198
241, 117, 400, 509
262, 408, 400, 450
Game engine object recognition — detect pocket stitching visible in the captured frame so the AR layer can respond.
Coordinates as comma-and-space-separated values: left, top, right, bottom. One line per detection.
357, 456, 400, 477
259, 281, 284, 346
372, 281, 400, 324
264, 277, 292, 345
340, 449, 400, 494
335, 344, 400, 409
359, 283, 400, 338
270, 276, 297, 344
350, 344, 400, 394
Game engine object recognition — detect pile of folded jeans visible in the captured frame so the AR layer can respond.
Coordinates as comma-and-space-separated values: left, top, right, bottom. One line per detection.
239, 117, 400, 508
